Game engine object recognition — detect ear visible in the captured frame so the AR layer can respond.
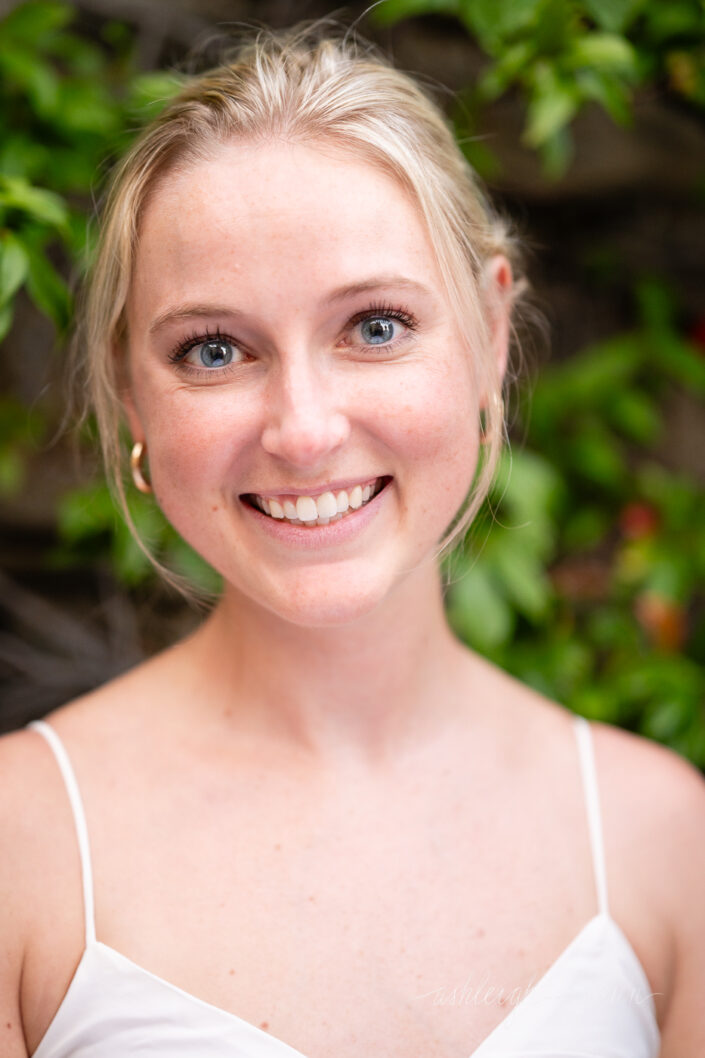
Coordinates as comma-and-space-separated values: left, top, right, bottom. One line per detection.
122, 389, 145, 444
483, 254, 513, 385
114, 339, 145, 443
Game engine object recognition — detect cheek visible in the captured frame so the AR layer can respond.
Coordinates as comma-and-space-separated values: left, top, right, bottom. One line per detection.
371, 361, 480, 487
140, 394, 255, 514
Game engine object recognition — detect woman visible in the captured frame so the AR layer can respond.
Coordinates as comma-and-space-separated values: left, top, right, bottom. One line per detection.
1, 25, 703, 1058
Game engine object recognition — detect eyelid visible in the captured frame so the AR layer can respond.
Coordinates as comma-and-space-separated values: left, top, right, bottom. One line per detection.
347, 301, 417, 328
166, 302, 419, 371
344, 302, 418, 349
168, 327, 242, 364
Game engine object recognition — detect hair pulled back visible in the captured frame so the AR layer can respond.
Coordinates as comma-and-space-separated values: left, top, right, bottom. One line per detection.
76, 22, 525, 589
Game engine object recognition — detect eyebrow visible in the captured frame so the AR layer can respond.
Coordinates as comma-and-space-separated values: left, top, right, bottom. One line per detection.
148, 275, 434, 335
149, 304, 243, 335
323, 275, 434, 304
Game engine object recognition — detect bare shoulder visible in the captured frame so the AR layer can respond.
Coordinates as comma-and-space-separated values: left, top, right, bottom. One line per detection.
0, 646, 184, 957
589, 718, 705, 860
0, 650, 180, 1058
0, 723, 61, 895
590, 719, 705, 1052
0, 726, 66, 1057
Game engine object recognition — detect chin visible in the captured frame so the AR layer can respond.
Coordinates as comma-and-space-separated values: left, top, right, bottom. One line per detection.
271, 582, 393, 629
224, 560, 402, 630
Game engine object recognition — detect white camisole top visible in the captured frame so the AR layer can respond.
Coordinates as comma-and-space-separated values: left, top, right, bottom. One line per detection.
26, 715, 662, 1057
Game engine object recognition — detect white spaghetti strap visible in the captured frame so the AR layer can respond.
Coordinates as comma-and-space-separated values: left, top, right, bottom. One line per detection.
573, 715, 610, 917
28, 719, 97, 945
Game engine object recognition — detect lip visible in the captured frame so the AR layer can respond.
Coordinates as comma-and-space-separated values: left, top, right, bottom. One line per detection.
240, 477, 392, 549
241, 475, 383, 501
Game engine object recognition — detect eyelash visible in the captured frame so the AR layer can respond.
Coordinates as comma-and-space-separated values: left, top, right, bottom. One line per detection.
168, 327, 233, 365
167, 302, 418, 374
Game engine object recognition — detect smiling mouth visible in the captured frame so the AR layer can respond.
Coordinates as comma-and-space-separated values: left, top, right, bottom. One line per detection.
242, 476, 391, 527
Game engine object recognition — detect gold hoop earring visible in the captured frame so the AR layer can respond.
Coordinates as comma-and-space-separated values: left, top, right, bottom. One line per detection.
130, 441, 153, 494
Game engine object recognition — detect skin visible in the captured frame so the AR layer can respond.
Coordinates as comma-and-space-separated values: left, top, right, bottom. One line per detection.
2, 139, 704, 1057
122, 137, 510, 762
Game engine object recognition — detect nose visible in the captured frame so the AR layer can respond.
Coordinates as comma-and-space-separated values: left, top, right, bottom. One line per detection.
260, 354, 350, 468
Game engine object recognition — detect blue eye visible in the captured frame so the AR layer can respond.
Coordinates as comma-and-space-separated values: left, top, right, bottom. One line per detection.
186, 338, 237, 368
359, 316, 397, 345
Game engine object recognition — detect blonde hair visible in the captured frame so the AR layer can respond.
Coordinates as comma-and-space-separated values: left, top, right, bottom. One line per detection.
76, 22, 525, 592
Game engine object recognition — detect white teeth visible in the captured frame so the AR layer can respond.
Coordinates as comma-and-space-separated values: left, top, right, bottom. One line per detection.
316, 491, 338, 519
296, 495, 318, 522
253, 478, 385, 526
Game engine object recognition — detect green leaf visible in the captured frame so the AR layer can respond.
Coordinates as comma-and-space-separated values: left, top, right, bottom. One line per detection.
46, 31, 106, 76
459, 138, 502, 180
567, 424, 626, 488
24, 240, 71, 331
568, 33, 638, 74
459, 0, 542, 51
0, 446, 23, 495
576, 70, 633, 124
1, 1, 73, 44
446, 560, 514, 649
166, 536, 222, 595
0, 45, 60, 116
112, 523, 154, 584
572, 685, 622, 723
525, 65, 580, 147
54, 80, 120, 135
372, 0, 460, 27
607, 390, 661, 444
0, 444, 24, 495
0, 132, 51, 181
649, 335, 705, 396
539, 126, 574, 178
490, 534, 553, 620
492, 448, 563, 551
635, 278, 675, 330
0, 299, 14, 342
478, 41, 536, 99
632, 1, 695, 41
533, 334, 641, 410
0, 231, 29, 306
0, 176, 68, 228
643, 552, 691, 604
57, 482, 116, 542
582, 0, 644, 33
127, 71, 185, 118
563, 506, 610, 551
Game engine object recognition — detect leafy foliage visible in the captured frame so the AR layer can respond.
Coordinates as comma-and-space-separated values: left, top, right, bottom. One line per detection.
446, 280, 705, 765
0, 0, 182, 489
374, 0, 705, 175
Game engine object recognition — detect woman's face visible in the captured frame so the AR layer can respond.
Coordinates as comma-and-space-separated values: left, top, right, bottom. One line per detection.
125, 139, 502, 626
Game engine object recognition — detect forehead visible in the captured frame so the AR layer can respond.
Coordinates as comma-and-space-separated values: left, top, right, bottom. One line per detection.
129, 139, 446, 322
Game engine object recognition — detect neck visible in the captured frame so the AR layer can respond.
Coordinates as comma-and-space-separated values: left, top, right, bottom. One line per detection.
182, 561, 470, 770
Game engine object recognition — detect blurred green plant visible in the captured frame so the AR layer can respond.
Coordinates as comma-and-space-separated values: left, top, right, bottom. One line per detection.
374, 0, 705, 175
446, 278, 705, 765
0, 0, 182, 492
55, 476, 222, 594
